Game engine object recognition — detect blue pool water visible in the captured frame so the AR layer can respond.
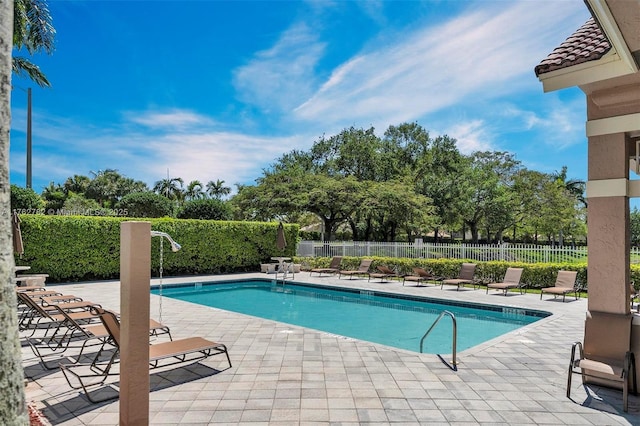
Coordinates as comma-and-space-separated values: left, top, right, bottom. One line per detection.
152, 280, 549, 354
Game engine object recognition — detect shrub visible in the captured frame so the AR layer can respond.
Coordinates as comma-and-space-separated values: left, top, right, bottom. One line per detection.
177, 199, 232, 220
17, 215, 299, 282
11, 184, 44, 211
116, 192, 174, 218
294, 256, 590, 290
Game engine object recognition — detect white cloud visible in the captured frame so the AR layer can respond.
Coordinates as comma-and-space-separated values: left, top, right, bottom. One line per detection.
11, 107, 311, 192
499, 95, 585, 150
232, 23, 326, 113
292, 1, 588, 131
443, 120, 494, 154
126, 110, 214, 128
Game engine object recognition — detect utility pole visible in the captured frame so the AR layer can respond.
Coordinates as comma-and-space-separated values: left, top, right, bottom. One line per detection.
26, 87, 32, 188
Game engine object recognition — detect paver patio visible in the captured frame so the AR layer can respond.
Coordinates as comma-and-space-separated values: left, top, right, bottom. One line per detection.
22, 272, 639, 425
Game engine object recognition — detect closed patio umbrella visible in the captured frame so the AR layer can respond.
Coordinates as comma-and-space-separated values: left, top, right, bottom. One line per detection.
12, 211, 24, 256
276, 222, 287, 251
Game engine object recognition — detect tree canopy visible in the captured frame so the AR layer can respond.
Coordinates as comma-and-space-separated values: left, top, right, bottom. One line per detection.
231, 122, 586, 243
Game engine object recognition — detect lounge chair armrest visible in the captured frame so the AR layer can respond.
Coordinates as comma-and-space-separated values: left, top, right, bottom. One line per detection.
569, 341, 583, 365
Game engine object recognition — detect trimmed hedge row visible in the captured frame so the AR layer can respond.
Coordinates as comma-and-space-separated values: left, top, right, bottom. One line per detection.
297, 256, 640, 292
16, 215, 298, 282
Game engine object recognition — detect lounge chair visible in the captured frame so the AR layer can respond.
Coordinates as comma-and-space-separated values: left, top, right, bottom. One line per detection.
17, 291, 99, 336
28, 306, 171, 370
368, 265, 397, 282
567, 310, 637, 412
310, 256, 343, 276
540, 270, 579, 302
403, 267, 441, 287
486, 267, 525, 295
60, 307, 231, 403
338, 259, 373, 279
441, 263, 477, 291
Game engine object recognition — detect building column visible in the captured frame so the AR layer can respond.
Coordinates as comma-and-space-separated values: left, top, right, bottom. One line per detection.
587, 132, 630, 314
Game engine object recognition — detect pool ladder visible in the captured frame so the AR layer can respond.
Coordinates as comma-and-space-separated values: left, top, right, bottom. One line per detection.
276, 262, 294, 285
420, 310, 458, 371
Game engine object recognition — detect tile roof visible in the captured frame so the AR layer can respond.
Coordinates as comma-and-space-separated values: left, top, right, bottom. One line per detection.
535, 17, 611, 76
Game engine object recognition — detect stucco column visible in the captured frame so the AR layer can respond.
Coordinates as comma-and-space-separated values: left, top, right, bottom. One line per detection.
120, 221, 151, 425
587, 132, 630, 314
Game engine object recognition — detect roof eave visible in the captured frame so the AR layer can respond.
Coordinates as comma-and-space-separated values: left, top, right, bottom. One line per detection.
537, 49, 635, 92
586, 0, 639, 72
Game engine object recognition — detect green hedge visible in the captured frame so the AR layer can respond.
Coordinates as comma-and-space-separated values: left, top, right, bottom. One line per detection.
295, 256, 638, 291
16, 215, 298, 282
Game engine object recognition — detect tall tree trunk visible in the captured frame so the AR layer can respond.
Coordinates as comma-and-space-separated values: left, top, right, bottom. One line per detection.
363, 217, 373, 241
322, 217, 335, 241
466, 221, 479, 243
0, 0, 28, 422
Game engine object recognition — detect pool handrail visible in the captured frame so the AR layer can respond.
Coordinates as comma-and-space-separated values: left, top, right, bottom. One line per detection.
420, 310, 458, 371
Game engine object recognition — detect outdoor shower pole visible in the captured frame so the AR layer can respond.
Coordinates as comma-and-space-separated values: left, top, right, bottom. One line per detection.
120, 221, 151, 425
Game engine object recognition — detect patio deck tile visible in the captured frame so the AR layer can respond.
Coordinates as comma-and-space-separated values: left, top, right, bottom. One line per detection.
21, 272, 639, 425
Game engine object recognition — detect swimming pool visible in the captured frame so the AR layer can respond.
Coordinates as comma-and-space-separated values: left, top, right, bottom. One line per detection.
152, 279, 550, 354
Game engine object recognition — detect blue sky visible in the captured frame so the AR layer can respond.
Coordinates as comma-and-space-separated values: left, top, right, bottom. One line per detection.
10, 0, 592, 194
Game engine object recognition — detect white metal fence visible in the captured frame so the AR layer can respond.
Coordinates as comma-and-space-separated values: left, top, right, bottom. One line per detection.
296, 240, 626, 264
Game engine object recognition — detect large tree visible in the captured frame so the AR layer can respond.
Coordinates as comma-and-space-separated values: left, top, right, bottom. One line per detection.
551, 165, 586, 208
413, 135, 464, 241
2, 0, 28, 422
184, 180, 205, 201
206, 179, 230, 199
153, 175, 184, 201
459, 151, 521, 243
86, 169, 147, 207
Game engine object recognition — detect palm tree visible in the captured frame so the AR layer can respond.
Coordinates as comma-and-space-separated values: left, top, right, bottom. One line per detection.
184, 180, 205, 201
551, 166, 586, 208
1, 1, 29, 422
153, 176, 184, 201
206, 179, 231, 199
85, 169, 122, 207
63, 174, 90, 195
12, 0, 55, 87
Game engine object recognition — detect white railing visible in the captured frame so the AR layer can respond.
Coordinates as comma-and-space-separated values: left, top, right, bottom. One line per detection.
297, 240, 622, 264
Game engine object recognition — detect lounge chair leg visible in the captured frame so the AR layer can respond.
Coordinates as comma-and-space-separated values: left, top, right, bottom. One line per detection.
623, 371, 628, 412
